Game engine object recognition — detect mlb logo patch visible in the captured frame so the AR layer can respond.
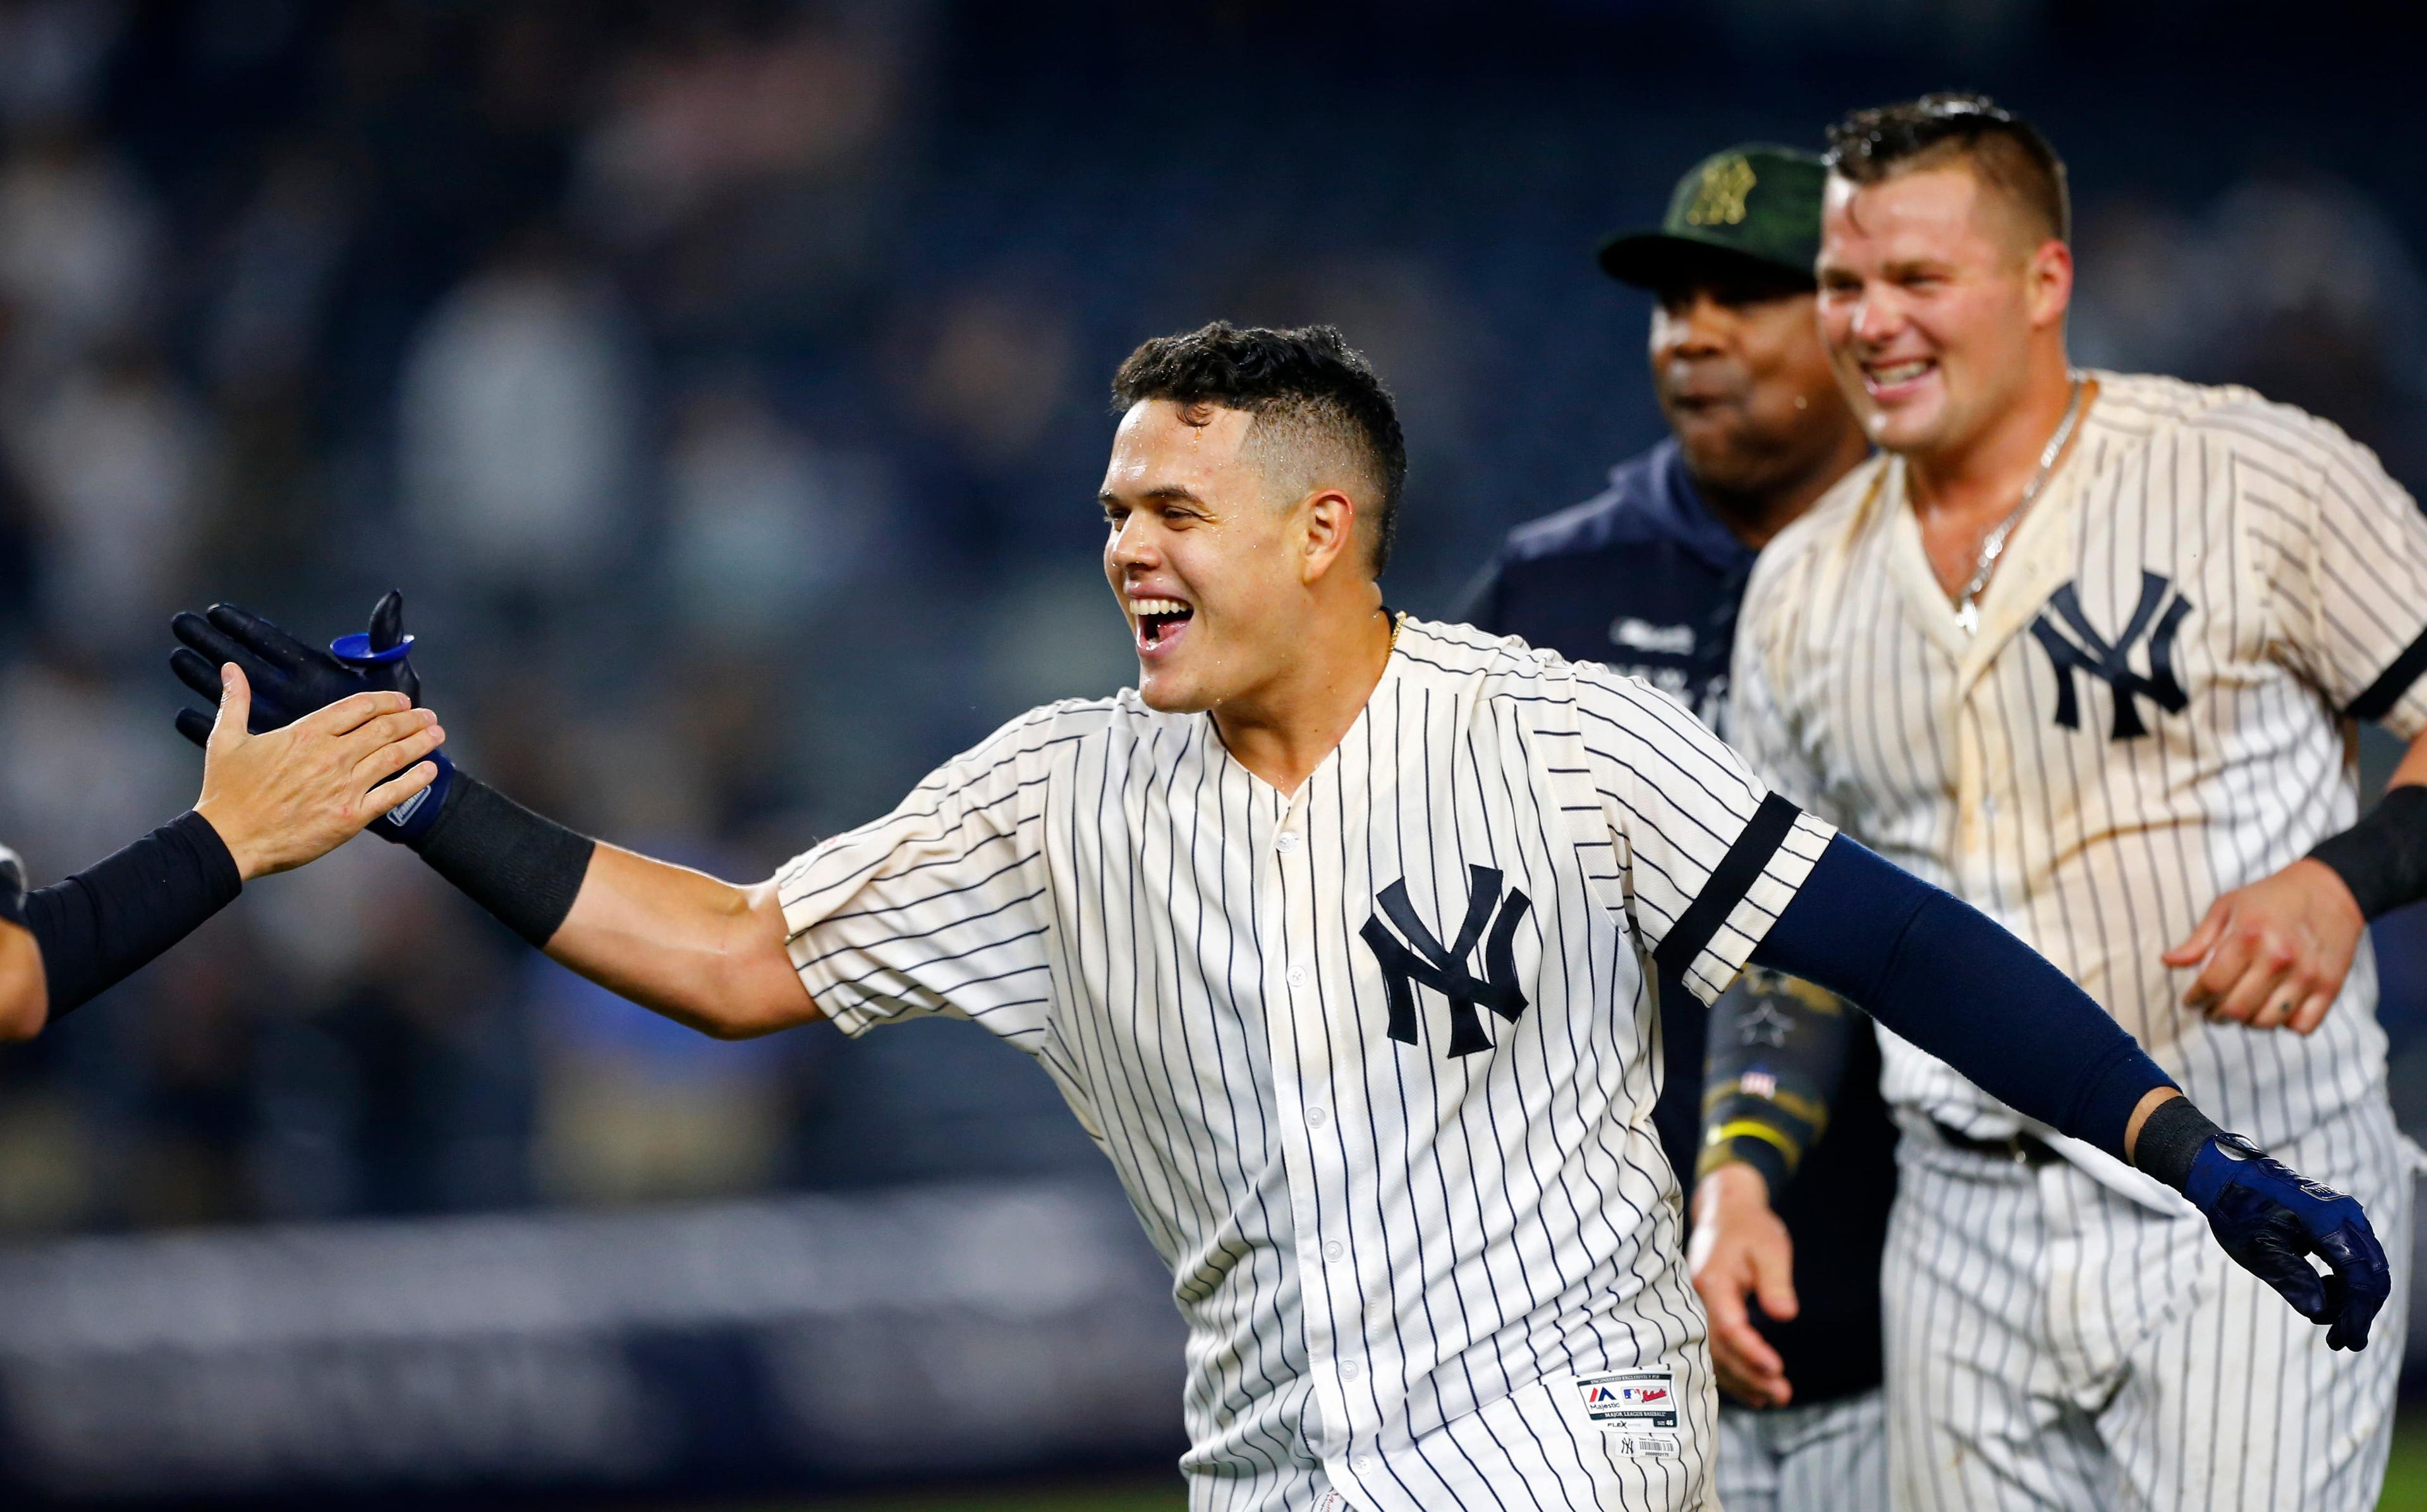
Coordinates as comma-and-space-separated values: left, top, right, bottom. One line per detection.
1572, 1367, 1679, 1430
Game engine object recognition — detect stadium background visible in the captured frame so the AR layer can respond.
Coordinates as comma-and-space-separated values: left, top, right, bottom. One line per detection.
0, 1, 2423, 1506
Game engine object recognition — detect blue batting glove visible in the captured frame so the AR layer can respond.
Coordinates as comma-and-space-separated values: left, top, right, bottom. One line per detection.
168, 591, 455, 845
2184, 1133, 2390, 1352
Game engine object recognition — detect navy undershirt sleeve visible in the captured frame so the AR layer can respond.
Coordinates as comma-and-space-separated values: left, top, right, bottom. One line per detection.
1747, 832, 2172, 1160
21, 812, 243, 1020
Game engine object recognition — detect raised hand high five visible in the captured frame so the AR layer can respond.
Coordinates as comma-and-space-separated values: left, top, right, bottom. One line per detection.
171, 591, 454, 844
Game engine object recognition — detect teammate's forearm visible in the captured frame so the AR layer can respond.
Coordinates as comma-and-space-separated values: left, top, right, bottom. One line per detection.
1696, 971, 1855, 1197
407, 773, 816, 1037
16, 813, 245, 1026
1749, 833, 2172, 1164
2302, 732, 2427, 921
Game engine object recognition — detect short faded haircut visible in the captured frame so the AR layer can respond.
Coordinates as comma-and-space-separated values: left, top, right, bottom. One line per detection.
1826, 92, 2071, 246
1111, 321, 1409, 574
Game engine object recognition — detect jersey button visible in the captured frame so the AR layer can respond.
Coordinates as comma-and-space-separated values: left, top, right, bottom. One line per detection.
1306, 1104, 1330, 1129
1287, 964, 1309, 987
1277, 831, 1301, 852
1323, 1239, 1346, 1262
1339, 1358, 1362, 1380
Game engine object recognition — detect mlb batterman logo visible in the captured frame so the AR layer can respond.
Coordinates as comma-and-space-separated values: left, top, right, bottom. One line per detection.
1572, 1367, 1679, 1430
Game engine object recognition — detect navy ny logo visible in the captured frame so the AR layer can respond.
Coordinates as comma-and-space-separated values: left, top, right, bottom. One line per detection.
2029, 572, 2193, 741
1359, 866, 1531, 1057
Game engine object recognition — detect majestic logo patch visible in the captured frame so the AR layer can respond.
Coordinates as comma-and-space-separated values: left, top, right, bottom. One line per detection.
1572, 1367, 1681, 1430
1359, 865, 1531, 1057
2029, 571, 2193, 740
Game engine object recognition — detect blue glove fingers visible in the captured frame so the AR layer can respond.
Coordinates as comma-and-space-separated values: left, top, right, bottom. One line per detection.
2314, 1223, 2390, 1352
173, 614, 288, 699
2214, 1187, 2331, 1319
169, 644, 229, 706
169, 644, 298, 734
173, 707, 213, 751
204, 603, 313, 673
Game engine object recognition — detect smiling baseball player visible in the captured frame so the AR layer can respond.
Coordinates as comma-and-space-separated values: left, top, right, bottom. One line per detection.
1710, 94, 2427, 1509
175, 322, 2388, 1512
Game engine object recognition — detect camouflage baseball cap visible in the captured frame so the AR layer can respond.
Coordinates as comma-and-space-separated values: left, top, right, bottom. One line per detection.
1597, 144, 1827, 289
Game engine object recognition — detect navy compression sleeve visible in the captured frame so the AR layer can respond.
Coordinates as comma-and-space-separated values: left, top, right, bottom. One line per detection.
21, 812, 243, 1019
1747, 833, 2171, 1160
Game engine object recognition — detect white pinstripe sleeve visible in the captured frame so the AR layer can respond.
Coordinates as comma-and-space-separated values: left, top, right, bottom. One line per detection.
1569, 665, 1836, 1007
773, 708, 1064, 1038
2247, 414, 2427, 738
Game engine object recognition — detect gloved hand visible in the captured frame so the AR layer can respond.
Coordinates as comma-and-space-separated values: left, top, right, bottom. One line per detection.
2185, 1133, 2390, 1352
170, 591, 454, 844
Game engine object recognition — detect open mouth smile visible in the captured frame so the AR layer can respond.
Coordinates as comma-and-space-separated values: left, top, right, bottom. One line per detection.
1132, 596, 1196, 658
1862, 356, 1938, 401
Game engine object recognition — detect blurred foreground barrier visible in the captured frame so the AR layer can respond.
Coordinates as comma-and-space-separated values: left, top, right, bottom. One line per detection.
0, 1178, 1184, 1503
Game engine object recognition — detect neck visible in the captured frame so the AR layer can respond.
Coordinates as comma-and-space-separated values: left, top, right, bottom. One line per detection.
1694, 425, 1875, 550
1210, 597, 1396, 794
1906, 354, 2078, 522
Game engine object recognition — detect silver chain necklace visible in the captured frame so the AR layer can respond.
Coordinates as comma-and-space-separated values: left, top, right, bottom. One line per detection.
1950, 375, 2087, 636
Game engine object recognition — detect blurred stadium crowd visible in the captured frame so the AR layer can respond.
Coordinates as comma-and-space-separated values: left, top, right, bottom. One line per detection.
0, 0, 2424, 1247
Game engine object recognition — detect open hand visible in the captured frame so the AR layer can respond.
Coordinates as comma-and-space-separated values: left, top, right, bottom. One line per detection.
171, 592, 454, 845
2163, 859, 2364, 1034
191, 663, 446, 880
1689, 1163, 1799, 1408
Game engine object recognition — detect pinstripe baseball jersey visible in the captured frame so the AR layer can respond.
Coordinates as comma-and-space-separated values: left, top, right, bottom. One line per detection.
776, 615, 1834, 1512
1732, 370, 2427, 1174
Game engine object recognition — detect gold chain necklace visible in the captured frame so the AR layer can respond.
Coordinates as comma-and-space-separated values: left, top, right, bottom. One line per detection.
1952, 375, 2086, 636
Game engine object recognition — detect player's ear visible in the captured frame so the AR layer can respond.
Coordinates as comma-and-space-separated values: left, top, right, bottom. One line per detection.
1298, 488, 1359, 585
2025, 237, 2074, 330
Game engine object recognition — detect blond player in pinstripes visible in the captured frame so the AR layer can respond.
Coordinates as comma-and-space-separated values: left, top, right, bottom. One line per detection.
1709, 94, 2427, 1509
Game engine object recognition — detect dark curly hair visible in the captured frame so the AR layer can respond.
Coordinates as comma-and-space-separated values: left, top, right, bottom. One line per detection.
1111, 322, 1409, 574
1826, 92, 2069, 245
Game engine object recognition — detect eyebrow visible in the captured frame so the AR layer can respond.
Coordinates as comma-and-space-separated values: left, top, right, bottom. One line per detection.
1100, 484, 1207, 505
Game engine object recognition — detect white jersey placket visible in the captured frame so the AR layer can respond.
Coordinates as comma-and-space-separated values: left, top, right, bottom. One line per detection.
1258, 731, 1388, 1485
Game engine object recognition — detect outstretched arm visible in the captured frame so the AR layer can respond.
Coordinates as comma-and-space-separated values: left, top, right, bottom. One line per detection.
1750, 828, 2391, 1351
404, 777, 818, 1040
546, 842, 815, 1039
0, 667, 444, 1039
169, 595, 818, 1039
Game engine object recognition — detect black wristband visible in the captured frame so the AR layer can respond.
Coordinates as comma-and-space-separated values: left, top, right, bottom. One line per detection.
412, 774, 597, 948
2131, 1095, 2224, 1194
2306, 785, 2427, 922
23, 811, 244, 1020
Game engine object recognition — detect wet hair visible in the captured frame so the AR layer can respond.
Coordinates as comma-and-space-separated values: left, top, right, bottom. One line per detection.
1825, 92, 2070, 246
1111, 322, 1409, 574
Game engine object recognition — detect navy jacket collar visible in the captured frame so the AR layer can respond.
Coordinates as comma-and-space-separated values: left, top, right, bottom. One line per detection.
1632, 439, 1754, 576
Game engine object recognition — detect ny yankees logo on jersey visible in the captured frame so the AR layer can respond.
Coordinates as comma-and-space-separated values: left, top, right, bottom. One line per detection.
1359, 865, 1532, 1057
2029, 571, 2193, 740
